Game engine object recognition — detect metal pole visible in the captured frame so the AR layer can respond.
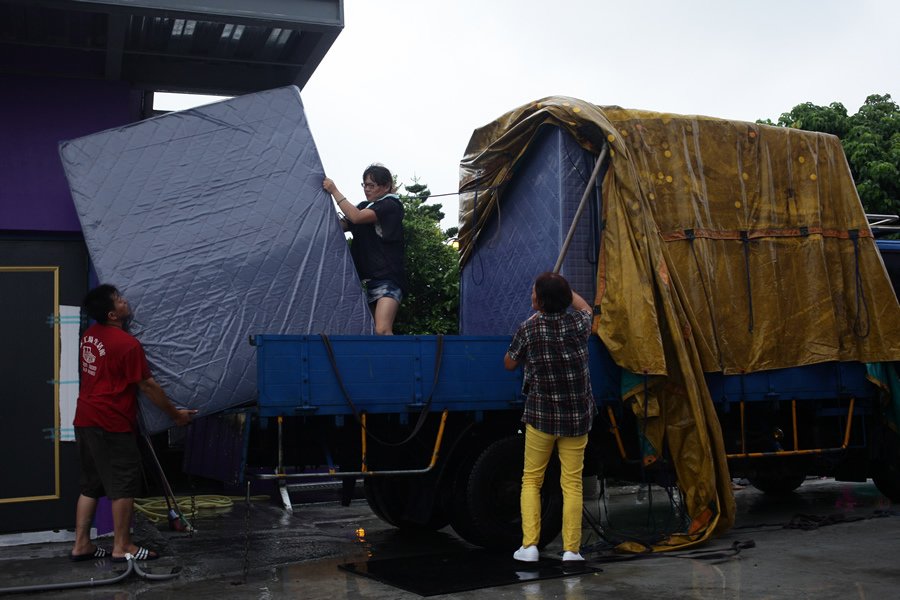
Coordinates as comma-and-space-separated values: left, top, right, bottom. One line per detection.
276, 415, 292, 512
553, 144, 609, 274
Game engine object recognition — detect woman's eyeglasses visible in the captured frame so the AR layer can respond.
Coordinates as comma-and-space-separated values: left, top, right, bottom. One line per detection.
361, 182, 377, 190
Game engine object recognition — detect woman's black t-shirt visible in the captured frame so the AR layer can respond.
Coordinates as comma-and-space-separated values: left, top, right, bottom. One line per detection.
348, 195, 406, 291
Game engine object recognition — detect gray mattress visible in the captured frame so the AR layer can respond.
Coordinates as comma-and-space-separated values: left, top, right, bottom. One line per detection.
460, 125, 602, 335
60, 86, 373, 433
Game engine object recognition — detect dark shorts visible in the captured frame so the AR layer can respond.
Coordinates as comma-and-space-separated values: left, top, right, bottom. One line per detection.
364, 278, 403, 305
75, 427, 142, 499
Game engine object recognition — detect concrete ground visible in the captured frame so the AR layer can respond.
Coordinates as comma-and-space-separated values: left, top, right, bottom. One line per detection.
1, 478, 899, 598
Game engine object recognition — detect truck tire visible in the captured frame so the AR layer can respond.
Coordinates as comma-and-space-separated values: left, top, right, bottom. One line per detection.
748, 468, 806, 495
872, 468, 900, 503
465, 435, 563, 550
363, 475, 450, 530
447, 439, 492, 546
871, 427, 900, 503
363, 478, 399, 526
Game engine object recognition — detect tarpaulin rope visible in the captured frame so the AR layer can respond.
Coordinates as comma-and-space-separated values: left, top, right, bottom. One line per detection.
320, 334, 444, 447
667, 224, 875, 340
468, 188, 485, 285
582, 477, 693, 553
660, 226, 875, 241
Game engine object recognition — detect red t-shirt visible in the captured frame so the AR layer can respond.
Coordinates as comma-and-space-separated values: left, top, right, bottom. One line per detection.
74, 323, 152, 433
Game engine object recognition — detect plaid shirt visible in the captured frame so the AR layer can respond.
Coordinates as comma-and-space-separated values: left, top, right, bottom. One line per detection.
507, 308, 596, 436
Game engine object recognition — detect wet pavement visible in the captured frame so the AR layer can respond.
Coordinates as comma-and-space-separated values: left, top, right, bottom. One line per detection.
1, 478, 899, 598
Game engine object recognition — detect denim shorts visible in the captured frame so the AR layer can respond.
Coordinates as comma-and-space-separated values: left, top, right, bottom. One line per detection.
364, 279, 403, 304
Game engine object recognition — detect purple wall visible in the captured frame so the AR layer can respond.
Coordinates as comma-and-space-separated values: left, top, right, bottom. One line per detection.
0, 74, 139, 232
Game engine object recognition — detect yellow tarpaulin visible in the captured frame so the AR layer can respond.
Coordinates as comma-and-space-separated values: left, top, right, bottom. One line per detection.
457, 96, 900, 551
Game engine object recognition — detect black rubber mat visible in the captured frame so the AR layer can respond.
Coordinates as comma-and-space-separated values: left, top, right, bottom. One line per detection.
338, 549, 601, 596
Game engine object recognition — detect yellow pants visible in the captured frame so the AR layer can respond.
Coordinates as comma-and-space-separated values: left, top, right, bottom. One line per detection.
520, 423, 589, 552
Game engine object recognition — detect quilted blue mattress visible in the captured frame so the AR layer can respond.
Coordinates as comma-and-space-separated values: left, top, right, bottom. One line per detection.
60, 86, 373, 433
459, 125, 602, 335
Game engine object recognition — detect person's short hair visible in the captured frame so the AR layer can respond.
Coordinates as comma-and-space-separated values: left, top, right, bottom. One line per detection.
534, 272, 572, 313
82, 284, 119, 324
363, 163, 395, 191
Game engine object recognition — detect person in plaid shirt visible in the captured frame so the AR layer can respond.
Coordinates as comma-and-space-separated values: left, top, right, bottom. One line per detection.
505, 272, 596, 563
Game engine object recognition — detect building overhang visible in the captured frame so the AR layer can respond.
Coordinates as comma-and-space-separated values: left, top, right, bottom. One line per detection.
0, 0, 344, 95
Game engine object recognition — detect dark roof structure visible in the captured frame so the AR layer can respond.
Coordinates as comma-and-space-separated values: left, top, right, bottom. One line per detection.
0, 0, 343, 95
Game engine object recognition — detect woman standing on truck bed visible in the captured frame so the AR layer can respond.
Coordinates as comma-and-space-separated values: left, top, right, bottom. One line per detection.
504, 272, 596, 563
323, 164, 406, 335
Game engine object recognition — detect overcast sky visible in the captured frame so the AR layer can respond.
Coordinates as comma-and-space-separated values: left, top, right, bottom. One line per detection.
159, 0, 899, 230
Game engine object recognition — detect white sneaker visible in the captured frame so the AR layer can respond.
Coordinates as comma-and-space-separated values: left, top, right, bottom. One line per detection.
562, 551, 584, 562
513, 545, 539, 562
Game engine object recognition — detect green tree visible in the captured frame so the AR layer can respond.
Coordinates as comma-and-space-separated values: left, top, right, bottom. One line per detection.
775, 101, 851, 137
761, 94, 899, 215
843, 95, 900, 215
393, 180, 460, 335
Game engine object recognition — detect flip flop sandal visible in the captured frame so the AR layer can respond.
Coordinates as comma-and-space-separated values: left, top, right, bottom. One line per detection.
111, 546, 160, 562
70, 546, 110, 561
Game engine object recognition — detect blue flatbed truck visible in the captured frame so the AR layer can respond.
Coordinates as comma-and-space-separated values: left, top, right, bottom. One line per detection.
242, 239, 900, 551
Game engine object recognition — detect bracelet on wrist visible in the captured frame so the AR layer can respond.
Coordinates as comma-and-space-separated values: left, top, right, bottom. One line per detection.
337, 197, 347, 204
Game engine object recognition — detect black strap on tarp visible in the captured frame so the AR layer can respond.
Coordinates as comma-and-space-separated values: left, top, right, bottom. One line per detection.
848, 229, 871, 338
320, 334, 444, 447
740, 230, 755, 332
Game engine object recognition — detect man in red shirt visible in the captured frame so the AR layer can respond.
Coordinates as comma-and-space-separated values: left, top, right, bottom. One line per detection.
70, 284, 196, 562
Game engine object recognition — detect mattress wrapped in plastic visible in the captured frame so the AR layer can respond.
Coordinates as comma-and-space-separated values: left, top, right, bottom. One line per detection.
60, 86, 373, 433
460, 125, 602, 335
